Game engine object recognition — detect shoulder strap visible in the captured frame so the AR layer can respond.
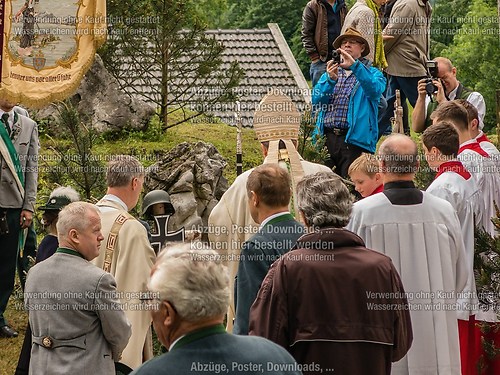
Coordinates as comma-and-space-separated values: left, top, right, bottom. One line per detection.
456, 82, 472, 99
103, 212, 134, 273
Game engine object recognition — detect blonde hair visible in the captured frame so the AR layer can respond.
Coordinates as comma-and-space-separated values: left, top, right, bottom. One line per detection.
348, 153, 379, 177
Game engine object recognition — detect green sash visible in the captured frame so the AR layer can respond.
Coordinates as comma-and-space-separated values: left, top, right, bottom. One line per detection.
0, 113, 27, 253
0, 112, 25, 191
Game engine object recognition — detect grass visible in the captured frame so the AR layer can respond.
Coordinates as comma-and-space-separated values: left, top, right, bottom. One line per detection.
0, 116, 263, 374
0, 283, 28, 374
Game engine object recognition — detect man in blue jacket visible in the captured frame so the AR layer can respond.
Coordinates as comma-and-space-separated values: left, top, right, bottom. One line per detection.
312, 27, 386, 178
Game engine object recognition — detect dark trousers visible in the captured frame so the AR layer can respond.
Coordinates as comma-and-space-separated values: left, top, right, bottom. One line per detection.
325, 130, 363, 178
15, 323, 31, 375
378, 75, 424, 136
0, 208, 22, 326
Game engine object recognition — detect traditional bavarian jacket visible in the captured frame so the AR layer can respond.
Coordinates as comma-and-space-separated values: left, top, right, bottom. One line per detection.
92, 196, 156, 369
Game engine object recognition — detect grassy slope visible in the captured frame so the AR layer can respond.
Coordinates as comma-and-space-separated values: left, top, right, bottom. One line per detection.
94, 117, 263, 184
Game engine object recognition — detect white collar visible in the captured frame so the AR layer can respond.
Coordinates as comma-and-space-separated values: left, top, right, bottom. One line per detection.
447, 83, 460, 100
259, 211, 290, 229
169, 334, 185, 351
101, 194, 128, 211
459, 138, 477, 148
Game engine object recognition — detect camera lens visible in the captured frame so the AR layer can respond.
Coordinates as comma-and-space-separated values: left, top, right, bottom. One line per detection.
331, 51, 341, 64
425, 79, 437, 95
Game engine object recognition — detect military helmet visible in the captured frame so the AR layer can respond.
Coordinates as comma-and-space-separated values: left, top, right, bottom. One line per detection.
142, 190, 175, 217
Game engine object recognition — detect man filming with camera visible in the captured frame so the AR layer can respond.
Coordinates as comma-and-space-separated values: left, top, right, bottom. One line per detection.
312, 27, 385, 178
412, 57, 486, 133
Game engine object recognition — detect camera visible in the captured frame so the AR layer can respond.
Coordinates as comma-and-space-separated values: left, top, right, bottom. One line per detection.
331, 50, 341, 64
425, 60, 439, 96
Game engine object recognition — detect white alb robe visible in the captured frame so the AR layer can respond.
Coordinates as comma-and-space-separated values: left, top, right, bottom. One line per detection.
208, 156, 331, 331
457, 139, 500, 238
347, 191, 468, 375
475, 131, 500, 159
426, 161, 484, 320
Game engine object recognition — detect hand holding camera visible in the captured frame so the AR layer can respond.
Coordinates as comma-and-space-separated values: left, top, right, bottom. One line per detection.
417, 77, 445, 103
326, 59, 339, 80
337, 48, 356, 69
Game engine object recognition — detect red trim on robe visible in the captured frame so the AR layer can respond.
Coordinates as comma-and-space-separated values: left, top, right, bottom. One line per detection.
369, 184, 384, 196
477, 133, 491, 144
458, 142, 490, 158
435, 160, 471, 180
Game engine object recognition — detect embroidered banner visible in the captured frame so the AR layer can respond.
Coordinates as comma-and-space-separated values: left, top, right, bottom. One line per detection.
0, 0, 106, 107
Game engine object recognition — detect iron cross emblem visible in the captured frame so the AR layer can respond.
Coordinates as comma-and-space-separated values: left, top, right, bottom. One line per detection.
150, 214, 185, 254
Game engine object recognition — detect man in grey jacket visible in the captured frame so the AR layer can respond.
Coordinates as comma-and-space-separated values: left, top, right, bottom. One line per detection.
0, 98, 38, 338
25, 202, 131, 375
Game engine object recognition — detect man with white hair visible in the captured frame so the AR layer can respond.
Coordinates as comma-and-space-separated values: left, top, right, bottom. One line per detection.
92, 155, 156, 369
25, 202, 131, 375
250, 172, 412, 374
131, 244, 302, 375
347, 134, 468, 374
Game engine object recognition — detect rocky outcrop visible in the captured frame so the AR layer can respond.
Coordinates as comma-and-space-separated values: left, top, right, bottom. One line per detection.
144, 141, 228, 234
34, 54, 155, 132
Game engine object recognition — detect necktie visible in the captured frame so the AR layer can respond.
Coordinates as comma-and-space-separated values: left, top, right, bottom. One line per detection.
1, 113, 11, 137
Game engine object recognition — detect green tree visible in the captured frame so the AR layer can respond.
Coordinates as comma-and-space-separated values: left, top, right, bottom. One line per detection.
474, 206, 500, 373
101, 0, 244, 129
227, 0, 307, 41
43, 101, 106, 200
443, 0, 500, 131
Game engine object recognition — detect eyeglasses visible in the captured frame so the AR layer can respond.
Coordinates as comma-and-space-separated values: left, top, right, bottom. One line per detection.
341, 39, 362, 46
140, 297, 162, 311
140, 293, 178, 313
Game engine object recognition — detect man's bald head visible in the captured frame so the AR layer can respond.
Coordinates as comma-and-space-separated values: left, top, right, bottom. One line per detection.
379, 134, 419, 176
435, 57, 453, 73
435, 57, 458, 95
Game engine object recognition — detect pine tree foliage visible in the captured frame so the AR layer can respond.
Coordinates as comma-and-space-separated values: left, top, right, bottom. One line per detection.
474, 204, 500, 370
100, 0, 244, 129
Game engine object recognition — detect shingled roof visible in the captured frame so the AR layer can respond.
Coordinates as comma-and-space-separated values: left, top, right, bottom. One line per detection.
117, 23, 310, 127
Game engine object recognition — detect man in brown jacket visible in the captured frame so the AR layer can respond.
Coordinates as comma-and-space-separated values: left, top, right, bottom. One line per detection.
249, 172, 412, 375
301, 0, 347, 87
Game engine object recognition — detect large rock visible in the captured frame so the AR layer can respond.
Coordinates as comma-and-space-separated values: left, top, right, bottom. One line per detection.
144, 141, 228, 234
34, 54, 155, 132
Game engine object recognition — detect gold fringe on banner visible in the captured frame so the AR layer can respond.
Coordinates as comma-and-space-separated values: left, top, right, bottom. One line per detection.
1, 0, 106, 108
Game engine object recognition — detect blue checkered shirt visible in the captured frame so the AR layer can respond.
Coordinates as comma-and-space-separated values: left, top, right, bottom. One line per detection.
323, 69, 357, 130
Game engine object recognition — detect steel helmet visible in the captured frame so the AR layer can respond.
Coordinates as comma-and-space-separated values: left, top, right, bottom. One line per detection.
142, 190, 175, 217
